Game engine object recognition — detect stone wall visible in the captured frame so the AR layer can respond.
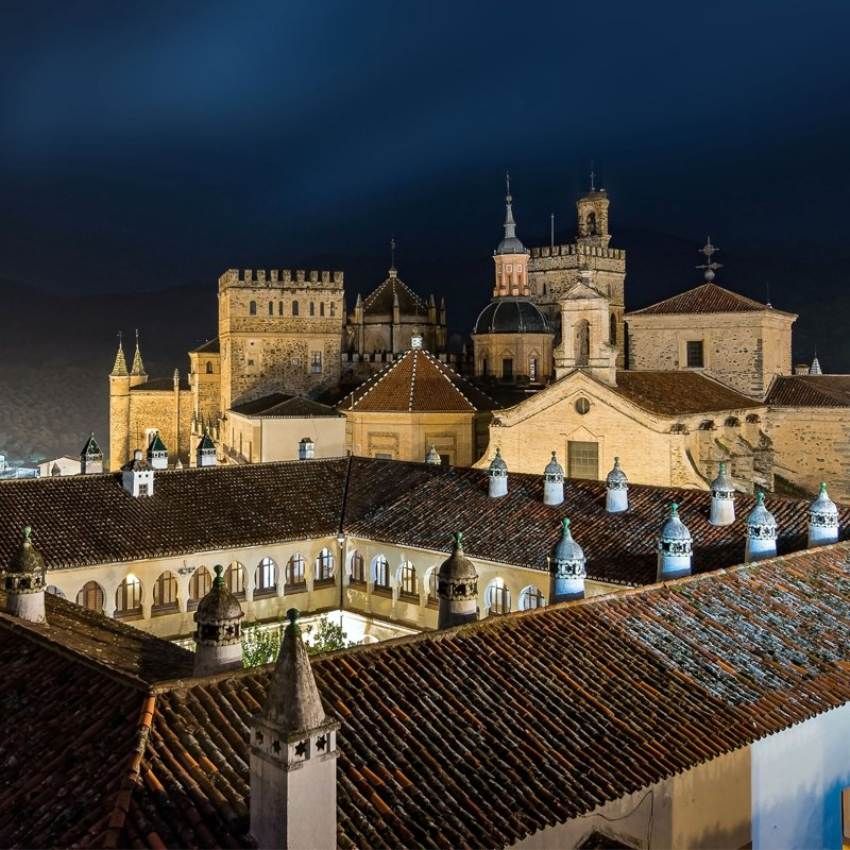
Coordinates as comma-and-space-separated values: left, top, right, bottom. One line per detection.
626, 311, 794, 397
472, 332, 553, 381
767, 407, 850, 500
125, 387, 193, 464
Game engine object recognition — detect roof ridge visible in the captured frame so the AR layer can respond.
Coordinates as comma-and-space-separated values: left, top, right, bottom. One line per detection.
341, 354, 407, 410
97, 693, 157, 849
422, 349, 477, 411
629, 281, 771, 315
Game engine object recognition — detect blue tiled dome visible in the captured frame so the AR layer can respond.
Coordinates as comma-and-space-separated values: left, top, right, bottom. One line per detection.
474, 297, 549, 335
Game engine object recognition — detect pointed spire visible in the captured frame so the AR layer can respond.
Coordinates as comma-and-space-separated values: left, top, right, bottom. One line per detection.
503, 171, 516, 239
3, 526, 47, 622
810, 353, 823, 375
389, 236, 397, 276
130, 329, 146, 376
262, 609, 326, 734
111, 331, 128, 376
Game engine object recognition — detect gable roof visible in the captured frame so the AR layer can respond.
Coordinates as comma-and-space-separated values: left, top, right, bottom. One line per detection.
7, 543, 850, 848
191, 337, 220, 354
766, 375, 850, 407
361, 273, 427, 316
337, 349, 497, 413
628, 282, 789, 316
230, 392, 342, 418
0, 457, 845, 587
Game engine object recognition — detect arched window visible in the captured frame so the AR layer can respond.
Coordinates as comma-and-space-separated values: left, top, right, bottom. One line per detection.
76, 581, 104, 613
586, 211, 597, 236
309, 302, 315, 316
519, 585, 545, 611
255, 557, 277, 597
205, 361, 213, 374
115, 576, 143, 619
486, 579, 511, 615
315, 548, 334, 584
575, 319, 590, 367
188, 566, 212, 610
286, 554, 306, 591
249, 300, 257, 316
426, 567, 439, 605
350, 551, 366, 586
225, 561, 245, 598
609, 314, 617, 346
399, 561, 417, 599
292, 301, 299, 316
153, 571, 178, 613
46, 585, 65, 598
372, 555, 390, 591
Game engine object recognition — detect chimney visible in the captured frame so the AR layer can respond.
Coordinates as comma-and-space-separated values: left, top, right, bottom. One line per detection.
549, 518, 586, 602
543, 452, 564, 506
196, 431, 217, 467
250, 609, 339, 850
121, 450, 155, 497
488, 448, 508, 497
80, 433, 104, 475
424, 445, 441, 465
605, 457, 628, 513
657, 503, 693, 580
808, 482, 839, 548
708, 462, 736, 526
298, 437, 315, 460
193, 565, 244, 675
147, 432, 169, 470
2, 527, 46, 623
437, 532, 479, 629
745, 491, 777, 561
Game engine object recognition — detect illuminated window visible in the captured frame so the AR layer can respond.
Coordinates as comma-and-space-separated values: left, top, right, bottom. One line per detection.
153, 572, 178, 613
519, 585, 545, 610
188, 566, 212, 610
350, 551, 366, 585
315, 548, 334, 583
225, 562, 245, 598
286, 554, 306, 590
372, 555, 390, 589
529, 357, 538, 381
255, 557, 277, 596
115, 576, 142, 618
487, 580, 510, 615
399, 561, 417, 598
76, 581, 104, 613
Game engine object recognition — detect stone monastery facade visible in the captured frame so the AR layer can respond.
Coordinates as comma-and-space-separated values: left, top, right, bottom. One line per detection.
107, 175, 850, 501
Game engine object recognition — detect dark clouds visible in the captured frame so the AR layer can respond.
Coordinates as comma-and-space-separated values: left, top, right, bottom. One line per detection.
1, 0, 849, 295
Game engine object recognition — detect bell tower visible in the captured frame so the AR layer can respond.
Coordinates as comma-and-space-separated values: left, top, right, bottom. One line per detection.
576, 167, 611, 249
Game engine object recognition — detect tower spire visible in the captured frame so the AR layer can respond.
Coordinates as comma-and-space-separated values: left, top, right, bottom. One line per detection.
130, 329, 146, 376
111, 331, 128, 376
696, 237, 723, 282
503, 171, 516, 240
390, 236, 396, 274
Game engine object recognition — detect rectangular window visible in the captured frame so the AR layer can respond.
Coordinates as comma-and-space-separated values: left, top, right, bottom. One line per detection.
268, 302, 273, 316
309, 302, 315, 316
686, 340, 704, 368
502, 358, 513, 379
278, 301, 284, 315
568, 441, 599, 480
529, 357, 537, 381
292, 301, 299, 316
320, 302, 325, 316
310, 351, 322, 374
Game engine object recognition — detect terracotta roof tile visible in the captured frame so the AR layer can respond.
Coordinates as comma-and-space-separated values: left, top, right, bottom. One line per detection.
337, 350, 496, 413
628, 282, 779, 316
613, 370, 763, 415
766, 375, 850, 407
361, 275, 427, 316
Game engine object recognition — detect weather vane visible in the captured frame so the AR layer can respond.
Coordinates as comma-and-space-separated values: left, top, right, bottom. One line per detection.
696, 236, 723, 281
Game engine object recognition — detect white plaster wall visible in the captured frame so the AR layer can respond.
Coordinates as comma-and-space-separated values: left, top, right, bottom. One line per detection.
752, 701, 850, 850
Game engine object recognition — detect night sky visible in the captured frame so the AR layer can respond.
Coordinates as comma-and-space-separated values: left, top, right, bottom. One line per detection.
2, 0, 849, 314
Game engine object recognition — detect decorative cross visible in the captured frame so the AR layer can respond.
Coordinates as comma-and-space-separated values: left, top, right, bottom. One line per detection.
390, 237, 396, 269
589, 161, 596, 192
696, 237, 723, 281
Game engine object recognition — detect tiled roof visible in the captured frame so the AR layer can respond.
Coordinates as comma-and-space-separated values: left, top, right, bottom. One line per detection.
231, 392, 342, 417
130, 376, 189, 392
8, 544, 850, 848
192, 337, 220, 354
337, 349, 497, 413
613, 370, 763, 415
628, 283, 780, 316
0, 457, 846, 586
766, 375, 850, 407
361, 274, 427, 316
343, 459, 850, 585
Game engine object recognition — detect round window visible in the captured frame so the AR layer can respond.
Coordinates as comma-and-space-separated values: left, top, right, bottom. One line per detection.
575, 397, 590, 415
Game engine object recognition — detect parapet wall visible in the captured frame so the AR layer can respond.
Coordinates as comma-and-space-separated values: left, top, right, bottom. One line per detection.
219, 269, 344, 290
529, 243, 625, 260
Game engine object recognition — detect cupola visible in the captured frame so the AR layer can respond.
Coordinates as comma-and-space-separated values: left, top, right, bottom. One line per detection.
2, 526, 46, 623
425, 444, 441, 465
605, 457, 628, 513
808, 482, 839, 547
80, 433, 103, 475
543, 451, 564, 506
193, 565, 244, 675
121, 449, 155, 497
437, 532, 479, 629
709, 462, 736, 526
549, 518, 587, 602
147, 432, 168, 470
298, 437, 315, 460
196, 431, 217, 467
250, 609, 339, 850
745, 491, 777, 561
657, 503, 693, 580
488, 447, 508, 498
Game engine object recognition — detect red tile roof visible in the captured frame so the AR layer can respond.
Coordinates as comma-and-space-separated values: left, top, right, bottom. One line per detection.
231, 392, 342, 417
613, 370, 762, 415
766, 375, 850, 407
6, 544, 850, 848
337, 349, 496, 412
628, 282, 782, 316
0, 457, 845, 587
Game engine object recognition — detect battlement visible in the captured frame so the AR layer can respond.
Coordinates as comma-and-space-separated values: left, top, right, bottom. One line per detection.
529, 243, 625, 260
218, 268, 344, 290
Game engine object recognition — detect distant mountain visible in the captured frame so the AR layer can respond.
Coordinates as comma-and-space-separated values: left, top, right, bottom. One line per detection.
0, 230, 845, 464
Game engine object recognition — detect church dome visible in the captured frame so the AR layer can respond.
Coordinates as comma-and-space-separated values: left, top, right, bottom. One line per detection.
495, 235, 527, 255
474, 298, 549, 335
